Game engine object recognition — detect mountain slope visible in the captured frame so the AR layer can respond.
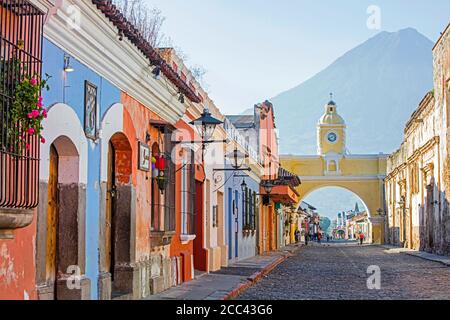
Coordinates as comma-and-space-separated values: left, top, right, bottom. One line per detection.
272, 28, 434, 155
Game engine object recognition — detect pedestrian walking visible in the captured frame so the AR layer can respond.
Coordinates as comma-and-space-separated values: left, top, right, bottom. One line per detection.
317, 232, 322, 244
359, 232, 365, 245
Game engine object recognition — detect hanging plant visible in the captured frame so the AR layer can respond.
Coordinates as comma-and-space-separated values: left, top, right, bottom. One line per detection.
0, 53, 51, 153
11, 72, 51, 152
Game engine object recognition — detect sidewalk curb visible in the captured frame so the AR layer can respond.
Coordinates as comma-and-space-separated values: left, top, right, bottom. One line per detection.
404, 252, 450, 267
221, 246, 301, 300
379, 245, 450, 267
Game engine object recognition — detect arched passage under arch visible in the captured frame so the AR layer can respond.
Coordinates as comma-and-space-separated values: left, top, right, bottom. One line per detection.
299, 185, 373, 217
281, 155, 387, 244
300, 186, 372, 242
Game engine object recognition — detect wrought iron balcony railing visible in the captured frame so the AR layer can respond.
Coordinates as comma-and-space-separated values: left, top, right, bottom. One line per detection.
0, 0, 45, 210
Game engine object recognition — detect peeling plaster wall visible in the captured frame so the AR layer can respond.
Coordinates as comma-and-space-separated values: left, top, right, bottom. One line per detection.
0, 221, 37, 300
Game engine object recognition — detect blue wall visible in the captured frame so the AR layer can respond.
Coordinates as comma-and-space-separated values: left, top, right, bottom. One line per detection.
224, 161, 259, 263
42, 38, 121, 299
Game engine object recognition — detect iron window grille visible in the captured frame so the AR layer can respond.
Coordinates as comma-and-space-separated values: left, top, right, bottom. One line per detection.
0, 0, 44, 209
180, 149, 196, 235
150, 124, 176, 233
212, 205, 218, 228
243, 187, 257, 231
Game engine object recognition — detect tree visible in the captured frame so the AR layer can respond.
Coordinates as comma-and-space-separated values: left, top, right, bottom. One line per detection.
113, 0, 166, 48
320, 217, 331, 234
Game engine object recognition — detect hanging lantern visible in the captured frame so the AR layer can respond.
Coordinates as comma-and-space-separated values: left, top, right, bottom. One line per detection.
156, 155, 165, 171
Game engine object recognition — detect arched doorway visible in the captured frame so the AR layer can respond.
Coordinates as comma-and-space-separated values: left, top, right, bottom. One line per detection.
45, 135, 89, 300
104, 132, 133, 298
300, 186, 372, 243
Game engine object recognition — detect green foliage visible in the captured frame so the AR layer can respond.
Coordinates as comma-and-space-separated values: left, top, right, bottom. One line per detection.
320, 217, 331, 233
0, 58, 50, 154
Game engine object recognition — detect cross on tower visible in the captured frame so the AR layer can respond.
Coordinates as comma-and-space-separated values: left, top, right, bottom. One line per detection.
329, 92, 333, 101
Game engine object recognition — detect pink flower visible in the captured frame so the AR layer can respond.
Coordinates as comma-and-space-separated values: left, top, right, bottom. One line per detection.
27, 128, 35, 135
26, 144, 31, 151
40, 137, 46, 144
31, 109, 40, 118
30, 78, 37, 86
42, 109, 48, 118
38, 96, 43, 103
27, 112, 33, 119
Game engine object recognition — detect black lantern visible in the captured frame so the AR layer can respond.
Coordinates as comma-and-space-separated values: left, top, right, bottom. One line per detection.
262, 180, 274, 194
241, 179, 248, 193
156, 172, 168, 194
226, 148, 248, 170
190, 107, 223, 142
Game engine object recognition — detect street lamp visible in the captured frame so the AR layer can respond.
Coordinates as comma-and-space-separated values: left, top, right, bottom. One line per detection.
190, 107, 223, 143
226, 148, 249, 170
262, 180, 274, 194
241, 179, 247, 193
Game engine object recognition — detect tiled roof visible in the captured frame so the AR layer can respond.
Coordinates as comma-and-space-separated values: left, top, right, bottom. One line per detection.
274, 167, 301, 188
91, 0, 201, 104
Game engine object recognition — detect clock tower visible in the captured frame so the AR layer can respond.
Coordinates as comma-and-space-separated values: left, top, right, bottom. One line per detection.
317, 96, 346, 174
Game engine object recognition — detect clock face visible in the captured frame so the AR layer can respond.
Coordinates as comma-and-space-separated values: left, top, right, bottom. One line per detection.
327, 132, 338, 143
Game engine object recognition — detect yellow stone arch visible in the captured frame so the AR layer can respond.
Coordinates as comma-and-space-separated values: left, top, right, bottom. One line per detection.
281, 154, 388, 244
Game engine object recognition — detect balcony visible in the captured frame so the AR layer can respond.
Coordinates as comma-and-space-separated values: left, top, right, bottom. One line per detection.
0, 0, 45, 238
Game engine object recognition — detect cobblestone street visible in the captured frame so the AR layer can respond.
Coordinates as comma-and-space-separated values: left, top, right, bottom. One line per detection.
237, 242, 450, 300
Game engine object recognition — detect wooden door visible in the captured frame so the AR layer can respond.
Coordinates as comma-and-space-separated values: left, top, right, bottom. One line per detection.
217, 192, 224, 250
46, 145, 58, 294
106, 142, 117, 280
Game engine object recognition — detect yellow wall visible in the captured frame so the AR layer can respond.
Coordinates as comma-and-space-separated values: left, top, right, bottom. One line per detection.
318, 125, 346, 154
281, 155, 387, 244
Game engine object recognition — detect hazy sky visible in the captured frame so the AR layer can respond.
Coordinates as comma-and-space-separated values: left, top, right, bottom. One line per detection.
149, 0, 450, 114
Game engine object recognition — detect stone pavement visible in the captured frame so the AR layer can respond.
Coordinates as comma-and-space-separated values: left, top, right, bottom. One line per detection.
237, 242, 450, 300
145, 244, 301, 300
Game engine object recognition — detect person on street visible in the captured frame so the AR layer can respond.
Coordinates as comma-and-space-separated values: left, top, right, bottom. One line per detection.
359, 232, 365, 245
317, 232, 322, 244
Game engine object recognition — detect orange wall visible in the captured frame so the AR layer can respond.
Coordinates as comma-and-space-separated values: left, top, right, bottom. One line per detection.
170, 119, 195, 282
0, 217, 37, 300
121, 92, 163, 261
260, 103, 279, 180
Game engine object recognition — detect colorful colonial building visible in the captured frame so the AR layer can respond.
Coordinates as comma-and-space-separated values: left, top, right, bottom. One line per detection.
385, 23, 450, 254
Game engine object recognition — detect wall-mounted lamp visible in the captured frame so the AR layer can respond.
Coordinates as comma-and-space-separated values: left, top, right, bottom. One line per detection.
262, 180, 274, 195
145, 131, 151, 143
64, 54, 74, 73
152, 65, 161, 80
178, 93, 185, 104
117, 30, 124, 41
226, 148, 249, 170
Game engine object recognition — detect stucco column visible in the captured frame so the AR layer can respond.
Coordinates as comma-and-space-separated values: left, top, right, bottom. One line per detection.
369, 216, 385, 244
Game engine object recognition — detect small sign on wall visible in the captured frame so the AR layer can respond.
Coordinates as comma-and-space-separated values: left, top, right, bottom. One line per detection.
84, 80, 98, 140
138, 142, 151, 172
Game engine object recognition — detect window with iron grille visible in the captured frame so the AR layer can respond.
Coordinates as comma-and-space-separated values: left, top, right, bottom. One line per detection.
181, 149, 195, 235
150, 125, 176, 233
243, 188, 258, 231
0, 0, 44, 209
